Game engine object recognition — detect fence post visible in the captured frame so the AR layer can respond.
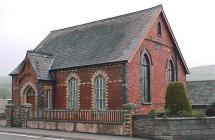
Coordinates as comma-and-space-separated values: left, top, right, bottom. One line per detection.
20, 103, 32, 128
5, 104, 14, 127
122, 103, 137, 136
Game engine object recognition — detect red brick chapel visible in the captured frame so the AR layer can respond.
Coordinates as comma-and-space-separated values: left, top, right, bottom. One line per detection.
10, 5, 189, 113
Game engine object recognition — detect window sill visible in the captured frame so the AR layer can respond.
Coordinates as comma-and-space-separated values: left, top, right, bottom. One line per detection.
142, 102, 152, 105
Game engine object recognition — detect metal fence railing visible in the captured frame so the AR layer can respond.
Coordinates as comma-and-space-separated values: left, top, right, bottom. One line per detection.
29, 109, 127, 123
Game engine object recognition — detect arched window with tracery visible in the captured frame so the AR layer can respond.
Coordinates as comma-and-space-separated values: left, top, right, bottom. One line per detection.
95, 75, 106, 109
141, 53, 151, 103
168, 60, 175, 83
69, 78, 78, 109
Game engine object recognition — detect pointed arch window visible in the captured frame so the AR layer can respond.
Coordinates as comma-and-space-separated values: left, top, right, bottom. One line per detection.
141, 54, 151, 103
23, 86, 36, 110
157, 21, 162, 36
95, 75, 106, 109
168, 60, 175, 82
69, 78, 78, 108
24, 86, 35, 97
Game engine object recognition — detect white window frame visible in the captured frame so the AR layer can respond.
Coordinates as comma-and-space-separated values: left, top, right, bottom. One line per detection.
95, 75, 106, 110
69, 78, 78, 109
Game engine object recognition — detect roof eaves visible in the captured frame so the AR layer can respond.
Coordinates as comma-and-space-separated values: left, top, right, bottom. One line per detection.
49, 60, 128, 71
9, 73, 18, 76
38, 78, 54, 81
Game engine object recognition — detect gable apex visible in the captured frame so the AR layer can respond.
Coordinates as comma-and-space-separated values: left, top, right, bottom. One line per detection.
16, 54, 37, 78
128, 7, 189, 74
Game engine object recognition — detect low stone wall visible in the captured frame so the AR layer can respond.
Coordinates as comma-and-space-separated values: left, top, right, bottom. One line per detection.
27, 120, 124, 135
0, 119, 7, 126
133, 115, 215, 140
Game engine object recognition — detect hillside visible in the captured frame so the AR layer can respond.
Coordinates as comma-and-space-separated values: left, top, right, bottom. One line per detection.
0, 76, 12, 99
187, 65, 215, 81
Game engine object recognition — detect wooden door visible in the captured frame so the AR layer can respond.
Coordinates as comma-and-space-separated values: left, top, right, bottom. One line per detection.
26, 95, 35, 111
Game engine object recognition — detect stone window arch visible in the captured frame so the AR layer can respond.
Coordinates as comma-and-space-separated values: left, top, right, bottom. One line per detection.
91, 70, 109, 110
65, 73, 80, 109
20, 82, 37, 110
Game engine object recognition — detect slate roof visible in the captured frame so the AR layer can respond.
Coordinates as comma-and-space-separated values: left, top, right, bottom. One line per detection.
187, 65, 215, 81
34, 5, 162, 70
10, 53, 54, 80
187, 80, 215, 106
27, 53, 54, 80
10, 5, 188, 80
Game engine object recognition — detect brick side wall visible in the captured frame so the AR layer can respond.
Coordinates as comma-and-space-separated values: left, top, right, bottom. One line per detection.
127, 13, 187, 113
133, 115, 215, 140
13, 61, 126, 110
54, 64, 125, 110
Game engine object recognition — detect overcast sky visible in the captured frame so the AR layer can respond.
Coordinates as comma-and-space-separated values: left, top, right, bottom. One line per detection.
0, 0, 215, 76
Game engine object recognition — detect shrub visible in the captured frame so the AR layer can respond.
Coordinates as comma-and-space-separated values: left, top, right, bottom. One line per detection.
165, 81, 192, 116
206, 102, 215, 116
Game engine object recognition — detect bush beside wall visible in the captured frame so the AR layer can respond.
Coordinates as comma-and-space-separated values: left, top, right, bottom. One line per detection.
165, 81, 192, 116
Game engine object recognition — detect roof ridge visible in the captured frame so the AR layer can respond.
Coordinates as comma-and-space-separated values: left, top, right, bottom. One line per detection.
51, 4, 162, 33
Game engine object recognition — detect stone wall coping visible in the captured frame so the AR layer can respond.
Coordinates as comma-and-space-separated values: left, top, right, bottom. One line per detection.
154, 117, 215, 120
132, 114, 215, 120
